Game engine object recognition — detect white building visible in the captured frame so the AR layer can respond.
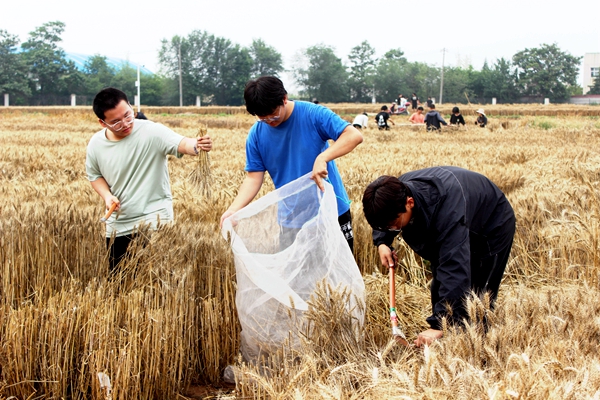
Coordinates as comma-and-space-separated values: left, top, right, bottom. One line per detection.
582, 53, 600, 94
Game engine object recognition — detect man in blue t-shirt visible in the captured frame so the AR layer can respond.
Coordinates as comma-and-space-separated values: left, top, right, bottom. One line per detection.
219, 76, 363, 251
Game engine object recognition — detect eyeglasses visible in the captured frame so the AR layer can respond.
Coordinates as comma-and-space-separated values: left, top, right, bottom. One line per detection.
256, 105, 283, 123
375, 212, 408, 233
102, 110, 135, 131
375, 226, 402, 233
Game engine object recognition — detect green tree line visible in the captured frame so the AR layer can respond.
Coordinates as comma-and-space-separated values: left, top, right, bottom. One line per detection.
0, 21, 587, 106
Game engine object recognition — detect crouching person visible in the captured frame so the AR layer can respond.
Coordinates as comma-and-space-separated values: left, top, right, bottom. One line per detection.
362, 166, 515, 347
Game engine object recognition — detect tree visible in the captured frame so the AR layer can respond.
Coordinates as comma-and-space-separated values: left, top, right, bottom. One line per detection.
248, 39, 283, 78
378, 59, 438, 104
139, 73, 167, 106
0, 29, 31, 102
111, 64, 138, 102
439, 66, 471, 104
294, 44, 349, 103
347, 41, 376, 102
468, 58, 520, 103
488, 58, 519, 103
512, 43, 581, 102
59, 61, 86, 97
373, 49, 407, 102
159, 34, 198, 105
205, 37, 252, 105
159, 30, 252, 105
21, 21, 73, 97
83, 55, 116, 96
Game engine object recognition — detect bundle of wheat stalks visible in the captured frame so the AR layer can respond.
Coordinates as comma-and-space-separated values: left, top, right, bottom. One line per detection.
188, 126, 213, 198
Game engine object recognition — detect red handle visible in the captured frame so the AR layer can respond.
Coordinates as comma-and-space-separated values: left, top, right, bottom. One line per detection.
389, 266, 410, 346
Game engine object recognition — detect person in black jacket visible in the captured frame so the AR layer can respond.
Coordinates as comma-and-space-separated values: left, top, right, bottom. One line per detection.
362, 166, 515, 347
424, 104, 447, 131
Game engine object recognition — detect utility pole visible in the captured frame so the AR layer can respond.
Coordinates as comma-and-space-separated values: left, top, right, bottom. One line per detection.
178, 42, 183, 107
372, 83, 376, 104
136, 65, 141, 113
439, 48, 446, 105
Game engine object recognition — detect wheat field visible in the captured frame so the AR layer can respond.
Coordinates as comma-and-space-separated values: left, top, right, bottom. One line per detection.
1, 105, 600, 399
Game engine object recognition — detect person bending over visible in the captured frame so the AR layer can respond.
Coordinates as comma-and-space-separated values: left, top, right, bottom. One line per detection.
362, 166, 515, 347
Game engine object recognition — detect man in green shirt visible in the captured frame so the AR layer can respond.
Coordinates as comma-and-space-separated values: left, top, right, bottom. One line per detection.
86, 87, 212, 274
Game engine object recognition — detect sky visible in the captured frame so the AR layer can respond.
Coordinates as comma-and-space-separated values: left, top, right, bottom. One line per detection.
2, 0, 599, 94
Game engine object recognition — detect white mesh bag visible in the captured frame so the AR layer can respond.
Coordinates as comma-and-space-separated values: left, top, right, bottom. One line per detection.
221, 173, 365, 364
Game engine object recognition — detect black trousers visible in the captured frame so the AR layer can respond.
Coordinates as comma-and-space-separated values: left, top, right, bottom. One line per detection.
428, 235, 515, 329
106, 234, 133, 275
470, 236, 515, 306
338, 209, 354, 253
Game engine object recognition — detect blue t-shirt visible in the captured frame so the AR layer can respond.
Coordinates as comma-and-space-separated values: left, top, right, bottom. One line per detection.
245, 101, 351, 216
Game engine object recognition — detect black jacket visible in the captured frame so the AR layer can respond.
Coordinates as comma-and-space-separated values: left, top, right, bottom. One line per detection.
373, 166, 515, 328
424, 110, 447, 130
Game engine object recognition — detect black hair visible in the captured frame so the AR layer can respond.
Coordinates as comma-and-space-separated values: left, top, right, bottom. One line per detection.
417, 106, 424, 111
362, 176, 411, 229
429, 103, 436, 109
452, 106, 460, 113
381, 105, 388, 111
243, 76, 287, 116
362, 112, 368, 116
93, 87, 129, 120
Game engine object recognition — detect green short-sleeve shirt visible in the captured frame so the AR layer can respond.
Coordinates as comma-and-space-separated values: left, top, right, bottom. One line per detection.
86, 119, 184, 237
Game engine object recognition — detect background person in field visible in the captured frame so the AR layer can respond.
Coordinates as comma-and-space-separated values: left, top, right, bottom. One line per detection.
397, 101, 410, 115
86, 87, 212, 274
410, 93, 420, 111
375, 105, 395, 130
424, 103, 448, 131
397, 94, 407, 108
352, 112, 369, 129
475, 108, 488, 127
134, 109, 148, 120
450, 106, 466, 125
362, 167, 516, 347
409, 106, 425, 124
219, 76, 363, 251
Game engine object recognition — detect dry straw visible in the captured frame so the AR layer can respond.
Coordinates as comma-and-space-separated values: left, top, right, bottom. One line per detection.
2, 109, 600, 399
188, 125, 213, 198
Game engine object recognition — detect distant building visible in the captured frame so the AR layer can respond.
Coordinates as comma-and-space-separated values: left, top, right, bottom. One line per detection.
582, 53, 600, 94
